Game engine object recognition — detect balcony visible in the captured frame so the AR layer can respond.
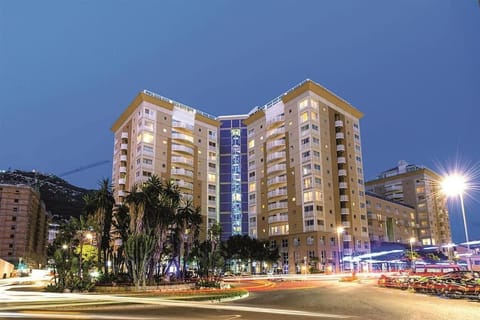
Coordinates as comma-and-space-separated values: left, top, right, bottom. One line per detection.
119, 166, 127, 173
338, 169, 347, 176
176, 180, 194, 190
337, 157, 346, 164
171, 156, 193, 167
208, 200, 216, 207
267, 189, 287, 198
120, 155, 127, 162
121, 132, 129, 139
342, 221, 351, 228
266, 139, 286, 150
266, 115, 285, 128
172, 132, 194, 144
172, 121, 194, 131
343, 234, 353, 241
267, 151, 286, 163
336, 144, 345, 152
340, 208, 350, 215
335, 132, 344, 140
339, 182, 348, 189
120, 143, 128, 150
172, 144, 194, 155
171, 168, 194, 178
118, 178, 126, 185
340, 195, 349, 202
268, 202, 288, 211
118, 190, 126, 197
335, 120, 344, 127
267, 163, 286, 175
266, 127, 285, 139
267, 176, 287, 186
268, 214, 288, 224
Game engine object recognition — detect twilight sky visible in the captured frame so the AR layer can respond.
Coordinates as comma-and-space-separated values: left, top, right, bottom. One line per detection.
1, 1, 479, 243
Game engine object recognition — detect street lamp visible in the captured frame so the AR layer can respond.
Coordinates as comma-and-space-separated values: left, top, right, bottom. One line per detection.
409, 237, 415, 270
441, 173, 471, 270
337, 226, 344, 273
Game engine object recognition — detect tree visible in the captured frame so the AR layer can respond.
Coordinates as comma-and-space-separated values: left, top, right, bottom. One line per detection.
125, 233, 155, 289
83, 179, 114, 275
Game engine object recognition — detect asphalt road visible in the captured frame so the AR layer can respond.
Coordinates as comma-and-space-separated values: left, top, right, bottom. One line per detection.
1, 279, 479, 319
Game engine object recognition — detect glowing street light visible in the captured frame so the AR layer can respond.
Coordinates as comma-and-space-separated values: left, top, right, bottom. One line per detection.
337, 226, 344, 273
441, 173, 471, 269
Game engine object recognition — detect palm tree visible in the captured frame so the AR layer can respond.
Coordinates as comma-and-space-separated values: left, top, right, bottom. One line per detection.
83, 178, 114, 275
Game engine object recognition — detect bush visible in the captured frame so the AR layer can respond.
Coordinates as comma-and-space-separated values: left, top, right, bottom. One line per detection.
195, 278, 221, 289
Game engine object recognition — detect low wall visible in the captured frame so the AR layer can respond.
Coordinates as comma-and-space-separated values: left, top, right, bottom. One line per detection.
94, 283, 195, 293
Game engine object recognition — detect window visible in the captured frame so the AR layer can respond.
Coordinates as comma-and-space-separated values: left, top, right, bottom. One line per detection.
302, 164, 311, 175
305, 219, 315, 226
301, 137, 310, 145
303, 191, 313, 202
307, 236, 314, 245
249, 182, 256, 192
143, 158, 153, 165
209, 141, 216, 147
14, 199, 19, 203
293, 237, 300, 246
300, 124, 310, 132
282, 239, 288, 248
300, 111, 309, 122
248, 140, 255, 148
299, 99, 308, 109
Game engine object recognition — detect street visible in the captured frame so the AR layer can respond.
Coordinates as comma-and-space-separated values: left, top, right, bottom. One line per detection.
1, 278, 479, 319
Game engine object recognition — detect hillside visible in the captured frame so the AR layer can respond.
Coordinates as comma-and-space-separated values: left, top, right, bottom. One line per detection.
0, 170, 92, 220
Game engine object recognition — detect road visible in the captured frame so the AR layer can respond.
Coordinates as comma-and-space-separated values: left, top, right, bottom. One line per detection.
1, 277, 479, 319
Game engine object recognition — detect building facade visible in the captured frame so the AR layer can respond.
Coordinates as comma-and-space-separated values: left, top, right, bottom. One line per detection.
244, 80, 369, 273
218, 116, 249, 241
111, 90, 220, 239
111, 79, 371, 272
0, 184, 49, 268
366, 192, 416, 245
365, 161, 451, 246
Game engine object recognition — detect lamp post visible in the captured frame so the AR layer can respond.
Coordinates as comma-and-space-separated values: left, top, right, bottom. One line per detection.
441, 173, 471, 270
409, 237, 415, 271
337, 226, 344, 273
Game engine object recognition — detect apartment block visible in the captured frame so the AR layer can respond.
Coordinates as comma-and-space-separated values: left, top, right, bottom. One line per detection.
244, 80, 369, 273
112, 79, 372, 272
365, 192, 416, 245
365, 161, 451, 246
111, 90, 221, 239
0, 184, 49, 268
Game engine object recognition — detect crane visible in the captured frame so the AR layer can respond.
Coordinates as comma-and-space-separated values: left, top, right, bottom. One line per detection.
58, 160, 110, 177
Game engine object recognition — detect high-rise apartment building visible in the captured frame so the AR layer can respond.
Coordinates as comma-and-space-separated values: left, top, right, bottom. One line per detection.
111, 90, 220, 239
218, 116, 249, 241
0, 184, 49, 268
244, 80, 369, 273
112, 79, 370, 272
365, 160, 451, 246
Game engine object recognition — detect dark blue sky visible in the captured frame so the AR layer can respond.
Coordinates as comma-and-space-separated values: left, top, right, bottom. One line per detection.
1, 1, 479, 243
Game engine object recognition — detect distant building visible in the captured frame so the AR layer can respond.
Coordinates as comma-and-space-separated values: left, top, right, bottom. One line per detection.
365, 192, 416, 245
366, 161, 451, 246
0, 184, 49, 268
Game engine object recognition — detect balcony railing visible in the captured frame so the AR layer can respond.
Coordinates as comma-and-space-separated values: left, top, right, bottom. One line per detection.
337, 157, 346, 164
172, 121, 194, 131
171, 168, 194, 177
268, 202, 288, 211
338, 169, 347, 176
267, 189, 287, 198
172, 144, 194, 155
268, 214, 288, 223
120, 155, 127, 162
171, 156, 194, 166
343, 234, 352, 241
266, 115, 285, 128
336, 144, 345, 152
119, 166, 127, 173
340, 208, 350, 215
335, 132, 344, 140
339, 182, 348, 189
266, 127, 285, 139
267, 152, 286, 163
172, 132, 194, 143
120, 144, 128, 150
340, 195, 349, 202
121, 132, 129, 139
267, 176, 288, 185
335, 120, 344, 127
267, 163, 286, 174
342, 221, 351, 228
118, 178, 126, 185
266, 139, 286, 149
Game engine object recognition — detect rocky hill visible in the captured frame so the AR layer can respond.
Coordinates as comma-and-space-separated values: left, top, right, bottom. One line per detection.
0, 170, 92, 220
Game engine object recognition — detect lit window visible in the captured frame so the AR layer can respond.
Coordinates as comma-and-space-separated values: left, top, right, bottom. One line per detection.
303, 177, 312, 189
299, 99, 309, 109
248, 140, 255, 148
303, 191, 313, 202
208, 174, 216, 182
249, 182, 256, 192
143, 132, 154, 144
301, 111, 309, 122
